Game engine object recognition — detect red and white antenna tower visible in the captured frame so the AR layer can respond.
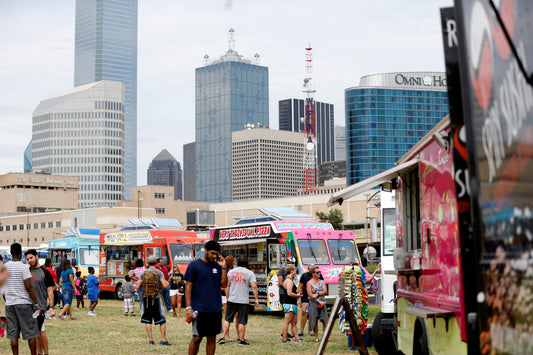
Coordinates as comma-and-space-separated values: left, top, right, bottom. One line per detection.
302, 45, 317, 195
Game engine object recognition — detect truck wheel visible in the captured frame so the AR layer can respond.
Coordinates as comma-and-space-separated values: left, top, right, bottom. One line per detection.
413, 318, 429, 355
115, 283, 124, 300
373, 312, 398, 354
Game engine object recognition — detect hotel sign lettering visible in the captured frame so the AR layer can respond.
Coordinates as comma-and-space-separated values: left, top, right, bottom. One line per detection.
394, 74, 447, 87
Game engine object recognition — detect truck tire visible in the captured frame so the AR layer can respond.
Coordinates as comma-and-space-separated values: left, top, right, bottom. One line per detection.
115, 283, 124, 300
373, 311, 398, 354
413, 318, 429, 355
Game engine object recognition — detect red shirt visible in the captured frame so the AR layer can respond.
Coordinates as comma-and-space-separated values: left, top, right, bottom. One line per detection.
46, 267, 57, 284
157, 265, 169, 280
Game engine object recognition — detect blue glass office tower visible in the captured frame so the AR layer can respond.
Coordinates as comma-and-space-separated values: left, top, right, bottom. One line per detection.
74, 0, 137, 200
195, 49, 269, 202
345, 72, 449, 185
278, 98, 335, 165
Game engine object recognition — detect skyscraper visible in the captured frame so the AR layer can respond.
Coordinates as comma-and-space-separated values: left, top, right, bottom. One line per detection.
334, 125, 346, 161
183, 142, 196, 201
147, 149, 183, 201
232, 127, 304, 200
31, 80, 125, 208
278, 98, 334, 165
24, 140, 32, 173
74, 0, 137, 200
195, 29, 269, 202
345, 72, 449, 184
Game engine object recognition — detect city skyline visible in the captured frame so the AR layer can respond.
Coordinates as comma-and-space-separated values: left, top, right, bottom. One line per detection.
0, 0, 453, 188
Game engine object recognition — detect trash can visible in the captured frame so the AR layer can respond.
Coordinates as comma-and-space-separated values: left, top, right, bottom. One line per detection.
347, 324, 373, 350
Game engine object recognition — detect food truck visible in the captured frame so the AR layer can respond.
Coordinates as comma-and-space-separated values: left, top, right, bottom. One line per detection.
211, 212, 362, 311
48, 228, 100, 276
98, 229, 207, 299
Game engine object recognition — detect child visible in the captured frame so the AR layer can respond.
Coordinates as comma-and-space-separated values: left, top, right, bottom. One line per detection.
74, 271, 85, 310
122, 274, 136, 316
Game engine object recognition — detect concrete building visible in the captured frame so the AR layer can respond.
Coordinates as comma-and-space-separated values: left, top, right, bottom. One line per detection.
232, 128, 305, 200
279, 98, 335, 165
74, 0, 138, 200
345, 72, 449, 184
334, 125, 346, 161
147, 149, 183, 200
195, 29, 269, 202
183, 142, 196, 201
31, 80, 125, 208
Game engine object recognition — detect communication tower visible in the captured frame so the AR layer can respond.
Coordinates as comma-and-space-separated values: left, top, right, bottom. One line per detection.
302, 45, 318, 195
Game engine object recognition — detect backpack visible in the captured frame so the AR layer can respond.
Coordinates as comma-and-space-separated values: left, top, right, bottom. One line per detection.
78, 277, 88, 295
141, 270, 161, 298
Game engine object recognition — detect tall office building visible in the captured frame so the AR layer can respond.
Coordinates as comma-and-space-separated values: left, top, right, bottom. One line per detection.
232, 128, 304, 200
147, 149, 183, 201
74, 0, 137, 200
183, 142, 196, 201
278, 98, 334, 165
345, 72, 449, 184
334, 125, 346, 161
31, 80, 125, 208
195, 30, 269, 202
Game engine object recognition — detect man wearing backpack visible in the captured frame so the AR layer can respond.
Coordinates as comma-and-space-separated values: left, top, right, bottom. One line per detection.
135, 255, 171, 346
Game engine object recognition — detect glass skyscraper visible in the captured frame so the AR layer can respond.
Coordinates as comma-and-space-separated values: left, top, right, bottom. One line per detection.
74, 0, 137, 200
147, 149, 183, 201
345, 72, 449, 185
195, 44, 269, 202
278, 98, 335, 166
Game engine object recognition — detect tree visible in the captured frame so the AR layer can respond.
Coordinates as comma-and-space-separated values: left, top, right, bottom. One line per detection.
315, 209, 344, 230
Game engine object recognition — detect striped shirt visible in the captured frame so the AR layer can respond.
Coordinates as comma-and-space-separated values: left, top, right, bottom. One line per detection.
4, 260, 32, 306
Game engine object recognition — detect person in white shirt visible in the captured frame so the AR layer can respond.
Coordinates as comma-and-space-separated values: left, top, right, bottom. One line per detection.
4, 243, 42, 355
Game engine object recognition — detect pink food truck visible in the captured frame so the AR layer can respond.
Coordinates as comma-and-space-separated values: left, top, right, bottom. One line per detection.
210, 218, 362, 311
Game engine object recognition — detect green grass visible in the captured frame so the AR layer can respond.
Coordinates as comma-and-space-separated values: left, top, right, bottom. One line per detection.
0, 299, 380, 354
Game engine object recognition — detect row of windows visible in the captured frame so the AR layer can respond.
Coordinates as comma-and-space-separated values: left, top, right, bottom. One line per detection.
34, 109, 123, 125
154, 193, 165, 199
78, 193, 122, 201
79, 184, 122, 192
34, 119, 123, 133
33, 128, 123, 142
30, 163, 123, 175
33, 138, 123, 150
347, 88, 448, 97
0, 221, 60, 233
0, 237, 47, 244
155, 208, 165, 214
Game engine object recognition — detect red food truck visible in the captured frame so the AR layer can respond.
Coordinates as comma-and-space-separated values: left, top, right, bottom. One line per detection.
329, 2, 533, 353
98, 229, 207, 299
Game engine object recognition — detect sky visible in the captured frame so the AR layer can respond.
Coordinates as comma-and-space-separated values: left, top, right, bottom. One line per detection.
0, 0, 453, 186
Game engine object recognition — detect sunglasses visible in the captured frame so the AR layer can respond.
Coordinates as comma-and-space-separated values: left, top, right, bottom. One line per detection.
314, 271, 321, 274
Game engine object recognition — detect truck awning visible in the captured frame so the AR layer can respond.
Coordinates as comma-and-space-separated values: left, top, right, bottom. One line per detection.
218, 238, 268, 246
328, 158, 419, 206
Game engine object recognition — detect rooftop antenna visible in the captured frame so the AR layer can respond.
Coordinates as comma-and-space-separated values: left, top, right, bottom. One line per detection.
203, 54, 209, 65
254, 53, 261, 64
228, 28, 235, 51
302, 44, 318, 195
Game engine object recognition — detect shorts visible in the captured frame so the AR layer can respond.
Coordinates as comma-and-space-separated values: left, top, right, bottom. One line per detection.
37, 313, 45, 332
282, 304, 298, 314
224, 302, 250, 325
169, 289, 181, 297
5, 304, 39, 340
221, 295, 227, 304
192, 311, 222, 337
88, 292, 99, 302
141, 297, 166, 325
301, 294, 309, 303
124, 297, 135, 313
76, 295, 84, 301
62, 287, 74, 306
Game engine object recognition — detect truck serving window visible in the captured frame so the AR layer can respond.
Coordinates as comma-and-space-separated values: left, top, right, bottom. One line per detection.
328, 239, 360, 265
169, 244, 193, 263
79, 248, 99, 265
297, 239, 329, 265
403, 167, 421, 251
268, 244, 287, 269
382, 208, 396, 256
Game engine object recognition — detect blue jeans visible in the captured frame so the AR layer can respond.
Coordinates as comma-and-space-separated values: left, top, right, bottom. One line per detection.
162, 286, 171, 311
62, 287, 74, 306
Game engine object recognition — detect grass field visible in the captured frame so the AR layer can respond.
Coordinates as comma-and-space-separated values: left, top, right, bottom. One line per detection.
0, 298, 380, 354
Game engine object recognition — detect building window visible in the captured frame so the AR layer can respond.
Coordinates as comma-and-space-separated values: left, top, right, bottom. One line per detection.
27, 224, 31, 230
154, 193, 165, 199
0, 226, 3, 232
42, 237, 45, 241
12, 225, 17, 231
41, 223, 45, 228
34, 223, 38, 229
155, 208, 165, 214
19, 224, 24, 230
56, 221, 61, 228
6, 226, 10, 232
48, 222, 53, 228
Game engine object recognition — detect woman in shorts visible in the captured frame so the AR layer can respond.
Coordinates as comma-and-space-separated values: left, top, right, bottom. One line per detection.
169, 264, 185, 317
281, 264, 303, 343
58, 259, 76, 320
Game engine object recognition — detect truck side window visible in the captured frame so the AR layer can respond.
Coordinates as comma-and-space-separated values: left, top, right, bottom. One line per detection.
268, 244, 287, 269
403, 167, 421, 251
145, 247, 161, 259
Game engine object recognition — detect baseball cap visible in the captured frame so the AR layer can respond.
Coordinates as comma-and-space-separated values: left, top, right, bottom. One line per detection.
287, 256, 296, 264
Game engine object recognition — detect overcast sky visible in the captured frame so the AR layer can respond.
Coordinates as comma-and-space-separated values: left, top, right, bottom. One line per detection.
0, 0, 453, 186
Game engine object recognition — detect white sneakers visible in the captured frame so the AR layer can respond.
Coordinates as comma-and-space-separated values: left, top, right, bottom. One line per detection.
87, 311, 97, 316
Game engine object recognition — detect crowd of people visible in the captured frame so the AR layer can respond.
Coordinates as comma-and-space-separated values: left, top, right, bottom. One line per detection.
0, 241, 376, 355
